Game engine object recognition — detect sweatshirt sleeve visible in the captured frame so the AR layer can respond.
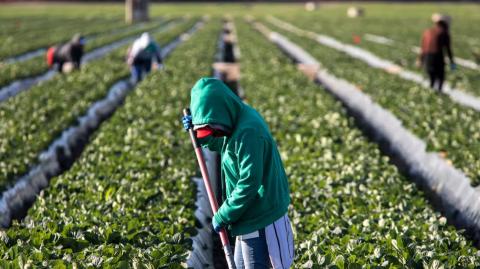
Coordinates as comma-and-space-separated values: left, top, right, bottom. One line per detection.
444, 33, 454, 64
154, 42, 163, 63
215, 129, 264, 226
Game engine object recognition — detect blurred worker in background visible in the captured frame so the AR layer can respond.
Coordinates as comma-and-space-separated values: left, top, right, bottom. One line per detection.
46, 34, 85, 73
183, 78, 294, 268
126, 32, 163, 84
417, 13, 456, 92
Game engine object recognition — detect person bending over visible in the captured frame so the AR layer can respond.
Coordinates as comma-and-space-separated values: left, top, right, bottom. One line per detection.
183, 78, 294, 268
46, 34, 85, 73
126, 32, 163, 83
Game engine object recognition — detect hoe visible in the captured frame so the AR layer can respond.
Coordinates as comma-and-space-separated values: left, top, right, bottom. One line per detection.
183, 108, 236, 269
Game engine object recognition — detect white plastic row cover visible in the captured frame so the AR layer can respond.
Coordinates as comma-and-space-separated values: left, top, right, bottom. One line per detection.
256, 21, 480, 239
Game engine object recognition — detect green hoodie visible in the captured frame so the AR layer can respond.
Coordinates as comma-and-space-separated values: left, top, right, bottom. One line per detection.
190, 77, 290, 236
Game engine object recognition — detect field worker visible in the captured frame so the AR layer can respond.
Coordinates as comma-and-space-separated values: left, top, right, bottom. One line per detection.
126, 32, 163, 84
183, 78, 294, 268
417, 13, 456, 92
46, 33, 85, 73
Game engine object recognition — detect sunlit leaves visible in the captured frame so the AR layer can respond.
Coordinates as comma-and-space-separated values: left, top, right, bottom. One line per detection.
0, 20, 220, 267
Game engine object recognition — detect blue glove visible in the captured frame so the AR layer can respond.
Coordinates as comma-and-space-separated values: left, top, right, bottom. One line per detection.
450, 63, 457, 71
212, 217, 222, 233
182, 115, 192, 130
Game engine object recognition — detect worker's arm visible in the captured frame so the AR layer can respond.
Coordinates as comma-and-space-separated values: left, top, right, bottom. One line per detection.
71, 46, 83, 69
415, 33, 425, 68
214, 129, 264, 226
56, 61, 64, 73
445, 33, 455, 65
126, 47, 134, 66
154, 43, 163, 64
417, 31, 427, 67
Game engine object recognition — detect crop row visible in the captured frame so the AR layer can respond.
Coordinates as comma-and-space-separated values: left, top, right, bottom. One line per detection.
235, 20, 480, 267
264, 19, 480, 187
0, 16, 124, 61
1, 18, 120, 43
278, 5, 480, 61
0, 18, 171, 88
0, 19, 220, 268
0, 19, 196, 192
0, 16, 108, 43
0, 16, 94, 36
83, 19, 170, 52
278, 14, 480, 97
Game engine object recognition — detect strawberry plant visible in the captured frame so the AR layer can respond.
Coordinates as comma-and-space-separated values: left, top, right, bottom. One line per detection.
0, 19, 220, 267
0, 18, 172, 88
236, 20, 480, 268
0, 19, 196, 192
277, 11, 480, 97
265, 19, 480, 186
0, 16, 124, 61
0, 4, 479, 267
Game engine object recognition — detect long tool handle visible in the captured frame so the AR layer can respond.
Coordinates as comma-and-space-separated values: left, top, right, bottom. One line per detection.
183, 108, 236, 269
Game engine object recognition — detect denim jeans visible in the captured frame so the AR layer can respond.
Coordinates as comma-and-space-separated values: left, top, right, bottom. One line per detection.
234, 228, 270, 269
130, 62, 152, 84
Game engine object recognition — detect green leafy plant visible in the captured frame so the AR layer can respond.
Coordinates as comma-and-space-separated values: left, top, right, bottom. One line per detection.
0, 20, 220, 267
276, 10, 480, 97
0, 19, 196, 191
236, 20, 480, 267
0, 16, 122, 60
265, 19, 480, 186
0, 18, 171, 88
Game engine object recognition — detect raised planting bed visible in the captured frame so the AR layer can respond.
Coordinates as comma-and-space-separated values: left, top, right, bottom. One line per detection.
0, 18, 172, 88
236, 19, 480, 268
264, 19, 480, 187
0, 20, 221, 267
277, 13, 480, 98
0, 19, 197, 192
0, 16, 126, 61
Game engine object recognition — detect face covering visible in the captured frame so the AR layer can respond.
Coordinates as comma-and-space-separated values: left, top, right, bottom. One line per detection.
198, 135, 225, 152
195, 125, 230, 152
196, 126, 230, 138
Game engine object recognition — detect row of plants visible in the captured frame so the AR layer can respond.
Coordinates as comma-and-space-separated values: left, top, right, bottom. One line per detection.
0, 18, 171, 88
0, 19, 220, 268
83, 18, 172, 52
278, 4, 480, 61
0, 19, 196, 192
236, 20, 480, 267
0, 16, 127, 61
264, 19, 480, 187
277, 14, 480, 97
0, 16, 83, 36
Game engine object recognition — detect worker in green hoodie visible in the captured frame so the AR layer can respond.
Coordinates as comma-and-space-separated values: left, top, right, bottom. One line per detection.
183, 78, 294, 268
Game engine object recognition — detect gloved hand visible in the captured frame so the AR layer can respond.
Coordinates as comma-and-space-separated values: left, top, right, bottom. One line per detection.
450, 63, 457, 71
182, 115, 192, 130
212, 217, 222, 233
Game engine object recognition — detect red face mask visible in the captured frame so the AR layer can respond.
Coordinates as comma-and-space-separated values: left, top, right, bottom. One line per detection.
196, 126, 229, 139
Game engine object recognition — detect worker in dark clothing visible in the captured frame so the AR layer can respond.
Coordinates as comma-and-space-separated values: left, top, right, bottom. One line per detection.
126, 32, 163, 84
417, 14, 456, 92
47, 34, 85, 73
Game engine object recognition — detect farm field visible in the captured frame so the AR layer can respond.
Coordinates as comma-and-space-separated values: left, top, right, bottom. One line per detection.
0, 18, 197, 192
0, 18, 174, 88
275, 5, 480, 96
1, 2, 480, 268
236, 20, 479, 267
263, 18, 480, 186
